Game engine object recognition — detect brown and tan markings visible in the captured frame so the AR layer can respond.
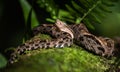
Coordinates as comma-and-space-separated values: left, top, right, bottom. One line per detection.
9, 19, 115, 64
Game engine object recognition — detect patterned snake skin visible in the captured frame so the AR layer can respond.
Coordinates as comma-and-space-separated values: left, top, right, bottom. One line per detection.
8, 20, 115, 64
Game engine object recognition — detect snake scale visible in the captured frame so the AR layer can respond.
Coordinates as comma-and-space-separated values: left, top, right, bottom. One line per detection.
8, 19, 115, 64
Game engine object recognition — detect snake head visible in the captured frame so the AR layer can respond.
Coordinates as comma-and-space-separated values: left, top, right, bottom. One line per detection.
55, 19, 74, 39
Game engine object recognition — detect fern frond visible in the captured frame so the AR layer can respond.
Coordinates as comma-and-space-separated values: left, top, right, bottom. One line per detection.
65, 0, 117, 27
36, 0, 118, 29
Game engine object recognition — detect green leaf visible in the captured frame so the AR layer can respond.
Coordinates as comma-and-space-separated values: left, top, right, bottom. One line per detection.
0, 54, 7, 68
19, 0, 39, 29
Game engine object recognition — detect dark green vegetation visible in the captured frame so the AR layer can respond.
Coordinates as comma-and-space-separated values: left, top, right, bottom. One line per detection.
0, 0, 120, 72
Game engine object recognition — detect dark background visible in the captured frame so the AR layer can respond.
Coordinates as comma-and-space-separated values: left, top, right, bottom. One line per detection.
0, 0, 25, 54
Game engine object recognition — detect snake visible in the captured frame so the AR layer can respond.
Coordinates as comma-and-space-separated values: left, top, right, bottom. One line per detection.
8, 19, 115, 64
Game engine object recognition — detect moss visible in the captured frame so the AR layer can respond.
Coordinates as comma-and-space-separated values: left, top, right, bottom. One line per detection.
3, 34, 115, 72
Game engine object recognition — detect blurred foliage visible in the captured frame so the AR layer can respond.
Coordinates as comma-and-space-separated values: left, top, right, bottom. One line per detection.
37, 0, 118, 29
93, 1, 120, 37
0, 54, 7, 69
0, 0, 120, 72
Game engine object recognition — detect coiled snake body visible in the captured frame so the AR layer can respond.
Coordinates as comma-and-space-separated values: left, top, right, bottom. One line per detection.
9, 20, 114, 64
